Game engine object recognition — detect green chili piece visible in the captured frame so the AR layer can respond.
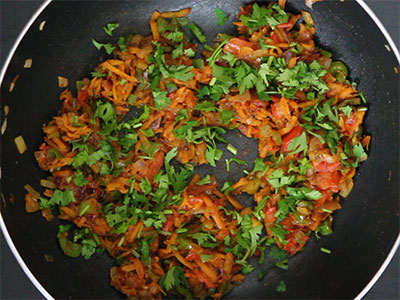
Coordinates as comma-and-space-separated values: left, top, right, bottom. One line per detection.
329, 61, 348, 82
58, 233, 82, 257
316, 219, 333, 236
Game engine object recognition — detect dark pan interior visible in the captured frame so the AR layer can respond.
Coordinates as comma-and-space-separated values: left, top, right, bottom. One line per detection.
1, 0, 399, 299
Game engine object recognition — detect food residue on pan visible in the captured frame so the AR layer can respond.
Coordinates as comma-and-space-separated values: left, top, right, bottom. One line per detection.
1, 118, 7, 135
9, 74, 19, 93
24, 58, 33, 69
39, 20, 46, 31
14, 135, 27, 154
44, 254, 54, 263
58, 76, 68, 88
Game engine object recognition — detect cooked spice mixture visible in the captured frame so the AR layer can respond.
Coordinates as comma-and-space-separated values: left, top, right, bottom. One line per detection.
24, 1, 369, 299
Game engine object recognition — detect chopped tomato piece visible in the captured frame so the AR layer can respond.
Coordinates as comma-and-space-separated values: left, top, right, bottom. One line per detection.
77, 89, 88, 102
223, 37, 253, 57
265, 207, 277, 223
313, 171, 341, 192
271, 32, 281, 44
185, 252, 201, 261
314, 161, 341, 173
283, 232, 309, 256
146, 151, 165, 181
277, 22, 293, 29
162, 216, 174, 232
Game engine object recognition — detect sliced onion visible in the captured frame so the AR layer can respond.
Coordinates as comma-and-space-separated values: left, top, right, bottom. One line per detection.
39, 20, 46, 31
305, 0, 322, 9
319, 55, 332, 69
58, 76, 69, 88
24, 58, 33, 69
1, 118, 7, 135
302, 11, 314, 25
40, 179, 56, 189
14, 135, 27, 154
9, 75, 19, 92
24, 184, 40, 199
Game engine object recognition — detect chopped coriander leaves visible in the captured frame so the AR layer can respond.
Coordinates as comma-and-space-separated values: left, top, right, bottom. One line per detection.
103, 23, 119, 36
253, 158, 269, 175
359, 92, 367, 103
92, 39, 115, 54
287, 131, 308, 154
139, 177, 152, 194
240, 3, 289, 31
226, 144, 237, 155
172, 43, 184, 59
215, 8, 228, 26
353, 143, 367, 158
268, 169, 295, 191
184, 48, 196, 57
152, 89, 171, 109
196, 175, 212, 185
220, 109, 236, 124
188, 23, 207, 43
340, 106, 352, 118
91, 71, 106, 78
320, 247, 331, 254
226, 158, 247, 172
276, 280, 286, 293
159, 266, 189, 291
117, 37, 127, 52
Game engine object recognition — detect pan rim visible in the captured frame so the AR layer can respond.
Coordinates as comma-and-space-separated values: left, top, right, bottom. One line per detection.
0, 1, 398, 300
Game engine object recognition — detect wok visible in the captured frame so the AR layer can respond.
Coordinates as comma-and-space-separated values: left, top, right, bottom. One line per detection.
1, 0, 399, 299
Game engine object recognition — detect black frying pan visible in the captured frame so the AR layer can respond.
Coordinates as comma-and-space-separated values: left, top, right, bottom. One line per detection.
1, 0, 399, 299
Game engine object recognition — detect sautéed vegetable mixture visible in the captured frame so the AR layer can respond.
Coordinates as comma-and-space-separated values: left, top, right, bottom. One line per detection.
24, 1, 370, 298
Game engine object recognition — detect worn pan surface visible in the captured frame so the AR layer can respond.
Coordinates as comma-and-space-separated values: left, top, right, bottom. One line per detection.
1, 0, 399, 299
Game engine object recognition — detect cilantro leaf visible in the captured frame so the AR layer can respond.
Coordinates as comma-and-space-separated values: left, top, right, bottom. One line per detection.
152, 89, 171, 109
268, 169, 295, 191
196, 175, 212, 185
239, 3, 289, 31
74, 169, 88, 187
287, 131, 308, 154
103, 23, 119, 36
159, 266, 189, 291
276, 280, 286, 293
172, 43, 184, 59
167, 65, 194, 81
139, 177, 152, 194
253, 158, 269, 175
268, 246, 289, 261
91, 71, 106, 78
215, 8, 228, 26
40, 188, 76, 209
205, 145, 223, 167
220, 109, 236, 124
340, 106, 352, 118
188, 23, 207, 43
164, 29, 184, 43
223, 52, 237, 67
192, 232, 217, 248
117, 36, 127, 52
195, 101, 218, 112
183, 48, 195, 57
164, 147, 193, 193
353, 143, 367, 158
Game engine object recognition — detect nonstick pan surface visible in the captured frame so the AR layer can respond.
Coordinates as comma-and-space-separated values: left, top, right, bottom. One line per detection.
1, 0, 399, 299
